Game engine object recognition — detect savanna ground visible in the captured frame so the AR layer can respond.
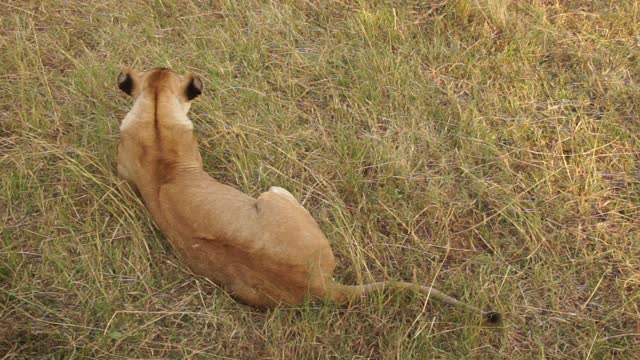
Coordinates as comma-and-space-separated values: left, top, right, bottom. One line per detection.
1, 0, 639, 358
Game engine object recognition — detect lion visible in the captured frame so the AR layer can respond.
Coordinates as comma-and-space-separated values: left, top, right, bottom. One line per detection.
116, 67, 501, 323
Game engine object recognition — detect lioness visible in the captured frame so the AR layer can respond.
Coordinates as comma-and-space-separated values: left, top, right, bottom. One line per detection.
116, 67, 500, 323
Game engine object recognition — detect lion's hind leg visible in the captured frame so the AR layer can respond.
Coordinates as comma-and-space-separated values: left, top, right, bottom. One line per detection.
268, 186, 298, 203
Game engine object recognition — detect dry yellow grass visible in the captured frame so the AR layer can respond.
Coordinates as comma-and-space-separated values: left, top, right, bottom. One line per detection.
1, 1, 639, 358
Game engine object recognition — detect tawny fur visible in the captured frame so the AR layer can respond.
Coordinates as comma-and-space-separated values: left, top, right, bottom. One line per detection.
116, 68, 500, 323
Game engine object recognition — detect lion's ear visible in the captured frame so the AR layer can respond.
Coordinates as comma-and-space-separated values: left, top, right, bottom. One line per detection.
117, 69, 135, 96
185, 75, 203, 100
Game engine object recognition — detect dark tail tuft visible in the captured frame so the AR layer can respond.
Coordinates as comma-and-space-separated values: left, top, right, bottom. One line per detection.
484, 311, 502, 324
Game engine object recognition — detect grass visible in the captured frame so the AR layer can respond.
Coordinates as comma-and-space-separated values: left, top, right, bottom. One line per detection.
1, 0, 639, 358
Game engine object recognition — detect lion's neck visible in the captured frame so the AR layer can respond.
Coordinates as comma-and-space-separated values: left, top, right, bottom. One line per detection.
123, 93, 206, 197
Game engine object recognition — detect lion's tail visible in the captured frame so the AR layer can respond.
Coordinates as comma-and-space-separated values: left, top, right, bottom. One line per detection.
327, 281, 501, 324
